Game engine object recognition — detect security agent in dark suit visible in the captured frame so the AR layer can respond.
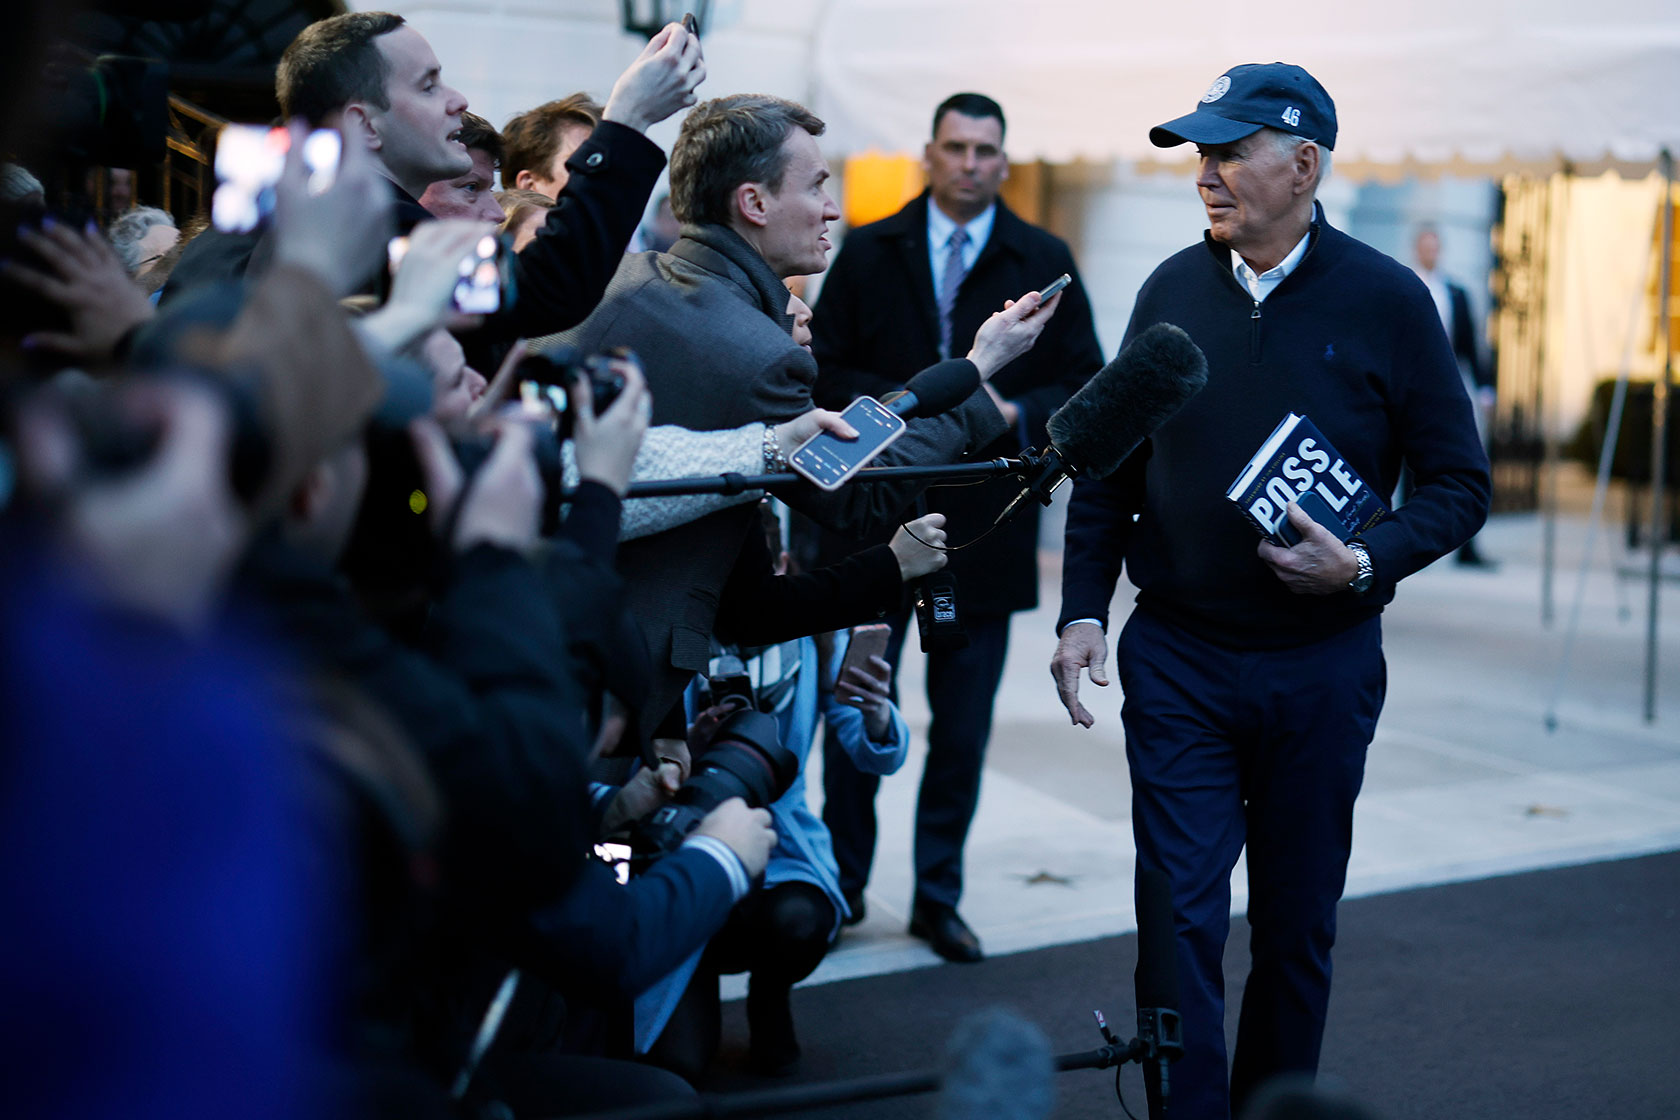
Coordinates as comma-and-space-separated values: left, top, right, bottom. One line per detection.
810, 93, 1104, 963
1413, 224, 1497, 566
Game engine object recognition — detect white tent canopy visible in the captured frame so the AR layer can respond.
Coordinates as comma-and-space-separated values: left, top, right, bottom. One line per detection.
809, 0, 1680, 174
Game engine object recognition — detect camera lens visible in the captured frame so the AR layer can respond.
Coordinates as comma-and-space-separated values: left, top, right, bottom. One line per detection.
632, 709, 797, 861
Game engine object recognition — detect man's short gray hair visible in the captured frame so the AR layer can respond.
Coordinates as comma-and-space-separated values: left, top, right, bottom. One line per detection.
670, 95, 825, 226
108, 206, 178, 273
1263, 127, 1331, 192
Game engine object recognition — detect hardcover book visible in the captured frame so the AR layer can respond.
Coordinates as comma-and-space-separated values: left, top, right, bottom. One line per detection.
1226, 412, 1389, 546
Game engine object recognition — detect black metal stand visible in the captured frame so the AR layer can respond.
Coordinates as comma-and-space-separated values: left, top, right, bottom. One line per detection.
576, 1037, 1152, 1119
600, 455, 1035, 500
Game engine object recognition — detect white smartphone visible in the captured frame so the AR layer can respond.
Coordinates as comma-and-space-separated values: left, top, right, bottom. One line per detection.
787, 396, 906, 490
1038, 272, 1072, 301
211, 124, 340, 233
387, 231, 508, 314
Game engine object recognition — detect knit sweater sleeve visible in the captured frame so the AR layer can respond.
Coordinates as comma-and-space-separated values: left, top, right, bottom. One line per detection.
561, 422, 768, 541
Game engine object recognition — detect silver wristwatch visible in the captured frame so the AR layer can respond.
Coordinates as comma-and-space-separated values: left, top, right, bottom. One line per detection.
1346, 540, 1375, 594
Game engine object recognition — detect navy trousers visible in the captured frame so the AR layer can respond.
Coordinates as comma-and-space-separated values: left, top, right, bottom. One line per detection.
1115, 607, 1386, 1120
822, 610, 1012, 910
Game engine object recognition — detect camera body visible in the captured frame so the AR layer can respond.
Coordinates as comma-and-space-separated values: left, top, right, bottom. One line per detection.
340, 344, 625, 620
694, 653, 754, 714
513, 345, 628, 439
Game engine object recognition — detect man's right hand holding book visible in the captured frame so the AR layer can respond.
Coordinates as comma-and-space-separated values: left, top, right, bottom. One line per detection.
1256, 502, 1369, 597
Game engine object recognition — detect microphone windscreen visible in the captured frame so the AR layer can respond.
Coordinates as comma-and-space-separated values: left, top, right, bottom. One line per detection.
891, 359, 984, 419
937, 1007, 1055, 1120
1135, 867, 1181, 1012
1045, 322, 1208, 480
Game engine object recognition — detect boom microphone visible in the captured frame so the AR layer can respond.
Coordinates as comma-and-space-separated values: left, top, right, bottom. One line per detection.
999, 323, 1208, 522
1135, 867, 1184, 1117
883, 358, 985, 420
937, 1007, 1055, 1120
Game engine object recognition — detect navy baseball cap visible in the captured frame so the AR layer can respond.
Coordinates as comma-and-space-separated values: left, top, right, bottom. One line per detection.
1150, 62, 1337, 150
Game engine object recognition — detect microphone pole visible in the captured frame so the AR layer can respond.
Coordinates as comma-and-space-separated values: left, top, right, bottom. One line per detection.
1135, 867, 1185, 1117
572, 1038, 1151, 1120
577, 455, 1037, 501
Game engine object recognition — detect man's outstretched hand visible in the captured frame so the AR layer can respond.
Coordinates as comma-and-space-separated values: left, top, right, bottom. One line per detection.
967, 287, 1063, 381
1049, 620, 1108, 728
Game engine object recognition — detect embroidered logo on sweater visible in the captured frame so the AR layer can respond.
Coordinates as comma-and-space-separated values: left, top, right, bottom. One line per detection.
1324, 343, 1336, 361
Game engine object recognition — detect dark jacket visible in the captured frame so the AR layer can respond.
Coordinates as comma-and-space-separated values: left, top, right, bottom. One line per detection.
810, 192, 1104, 616
1446, 281, 1492, 391
239, 533, 596, 911
1058, 207, 1491, 650
556, 221, 1009, 723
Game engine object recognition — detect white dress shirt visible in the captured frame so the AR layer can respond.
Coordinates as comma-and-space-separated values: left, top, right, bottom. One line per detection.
1231, 230, 1311, 302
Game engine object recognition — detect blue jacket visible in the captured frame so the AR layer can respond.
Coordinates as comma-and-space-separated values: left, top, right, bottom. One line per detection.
760, 632, 909, 931
634, 631, 908, 1049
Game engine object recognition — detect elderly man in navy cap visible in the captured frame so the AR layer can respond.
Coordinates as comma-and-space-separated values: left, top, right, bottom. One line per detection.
1051, 64, 1489, 1118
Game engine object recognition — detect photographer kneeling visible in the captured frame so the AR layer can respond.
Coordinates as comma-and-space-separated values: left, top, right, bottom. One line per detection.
622, 504, 947, 1078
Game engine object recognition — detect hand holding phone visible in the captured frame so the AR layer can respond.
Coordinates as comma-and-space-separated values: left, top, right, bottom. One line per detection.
388, 230, 509, 314
838, 623, 892, 685
787, 395, 906, 490
1037, 273, 1072, 303
212, 124, 341, 233
835, 624, 894, 737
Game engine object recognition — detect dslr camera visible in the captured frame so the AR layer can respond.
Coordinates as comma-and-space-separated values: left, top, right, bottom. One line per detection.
342, 345, 633, 607
628, 661, 799, 868
513, 345, 628, 440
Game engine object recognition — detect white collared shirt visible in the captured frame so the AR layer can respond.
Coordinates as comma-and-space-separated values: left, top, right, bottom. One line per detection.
1231, 230, 1311, 302
928, 199, 996, 293
1412, 265, 1453, 331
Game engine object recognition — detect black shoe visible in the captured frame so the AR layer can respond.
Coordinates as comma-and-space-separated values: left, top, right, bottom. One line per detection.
746, 981, 801, 1075
841, 887, 866, 926
908, 900, 983, 963
1456, 543, 1498, 569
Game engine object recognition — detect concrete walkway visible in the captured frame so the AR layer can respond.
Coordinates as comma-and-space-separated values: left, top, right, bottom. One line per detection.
757, 472, 1680, 994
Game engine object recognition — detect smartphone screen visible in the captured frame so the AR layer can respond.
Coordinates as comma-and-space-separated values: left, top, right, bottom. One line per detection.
517, 379, 567, 423
787, 396, 906, 490
387, 230, 506, 314
211, 125, 340, 233
453, 233, 504, 314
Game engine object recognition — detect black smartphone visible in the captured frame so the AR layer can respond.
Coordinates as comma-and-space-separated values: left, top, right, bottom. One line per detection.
787, 396, 906, 491
1038, 272, 1072, 302
682, 11, 700, 36
211, 124, 340, 233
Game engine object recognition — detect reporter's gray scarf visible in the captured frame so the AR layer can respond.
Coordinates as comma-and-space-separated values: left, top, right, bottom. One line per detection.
669, 222, 796, 336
